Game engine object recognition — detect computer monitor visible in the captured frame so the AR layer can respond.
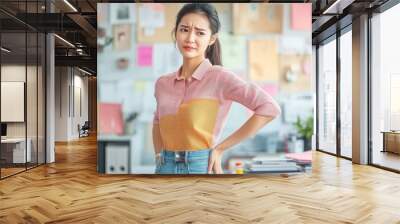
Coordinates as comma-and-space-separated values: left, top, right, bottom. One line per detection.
1, 123, 7, 137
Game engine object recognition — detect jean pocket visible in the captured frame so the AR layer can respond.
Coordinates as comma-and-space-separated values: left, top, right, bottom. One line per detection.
158, 161, 177, 174
188, 159, 209, 174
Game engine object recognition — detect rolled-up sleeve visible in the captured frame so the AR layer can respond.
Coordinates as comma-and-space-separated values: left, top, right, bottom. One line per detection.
221, 71, 281, 118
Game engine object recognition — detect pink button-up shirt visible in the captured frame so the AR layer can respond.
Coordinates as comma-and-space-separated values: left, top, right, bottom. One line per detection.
154, 59, 281, 151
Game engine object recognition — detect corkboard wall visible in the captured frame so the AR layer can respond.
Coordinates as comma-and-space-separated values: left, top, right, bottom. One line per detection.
233, 4, 283, 35
137, 3, 183, 43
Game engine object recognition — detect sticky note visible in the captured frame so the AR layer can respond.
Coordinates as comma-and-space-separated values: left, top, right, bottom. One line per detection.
137, 44, 153, 67
291, 4, 311, 31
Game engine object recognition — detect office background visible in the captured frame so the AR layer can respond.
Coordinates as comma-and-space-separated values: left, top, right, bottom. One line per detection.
315, 2, 400, 171
0, 12, 46, 178
97, 3, 313, 174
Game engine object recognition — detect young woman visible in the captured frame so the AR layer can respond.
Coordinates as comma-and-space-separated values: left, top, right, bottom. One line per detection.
152, 3, 281, 174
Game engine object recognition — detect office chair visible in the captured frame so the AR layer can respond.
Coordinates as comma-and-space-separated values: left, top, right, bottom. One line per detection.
79, 121, 90, 138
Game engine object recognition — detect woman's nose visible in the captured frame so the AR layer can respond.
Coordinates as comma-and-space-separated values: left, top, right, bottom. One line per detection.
186, 31, 195, 43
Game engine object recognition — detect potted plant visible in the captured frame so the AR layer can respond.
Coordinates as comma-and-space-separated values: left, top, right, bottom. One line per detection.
293, 116, 313, 151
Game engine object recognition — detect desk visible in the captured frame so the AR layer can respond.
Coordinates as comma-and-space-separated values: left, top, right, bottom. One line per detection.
1, 138, 31, 163
382, 131, 400, 154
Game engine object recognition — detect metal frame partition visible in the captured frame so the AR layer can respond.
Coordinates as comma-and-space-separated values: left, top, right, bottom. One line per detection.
0, 0, 48, 180
315, 17, 354, 161
367, 0, 400, 173
315, 0, 400, 173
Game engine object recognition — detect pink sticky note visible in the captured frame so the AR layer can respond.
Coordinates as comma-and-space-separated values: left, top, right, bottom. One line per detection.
99, 103, 124, 135
262, 84, 279, 96
137, 45, 153, 67
291, 4, 311, 31
302, 59, 311, 76
285, 151, 312, 163
150, 3, 164, 12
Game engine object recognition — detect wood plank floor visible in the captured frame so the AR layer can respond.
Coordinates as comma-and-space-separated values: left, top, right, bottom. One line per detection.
0, 167, 26, 178
0, 135, 400, 224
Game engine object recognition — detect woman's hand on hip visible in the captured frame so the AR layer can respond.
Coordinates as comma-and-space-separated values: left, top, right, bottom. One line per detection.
208, 147, 224, 174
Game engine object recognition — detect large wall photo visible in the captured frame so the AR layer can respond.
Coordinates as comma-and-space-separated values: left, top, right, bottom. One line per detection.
97, 3, 313, 175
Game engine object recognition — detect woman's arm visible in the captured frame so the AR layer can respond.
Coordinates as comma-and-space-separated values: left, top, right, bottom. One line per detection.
216, 114, 274, 152
153, 77, 163, 155
152, 124, 163, 154
208, 71, 282, 174
208, 114, 276, 174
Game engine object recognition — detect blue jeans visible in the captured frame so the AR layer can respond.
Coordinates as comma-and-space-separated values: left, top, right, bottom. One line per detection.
155, 149, 211, 174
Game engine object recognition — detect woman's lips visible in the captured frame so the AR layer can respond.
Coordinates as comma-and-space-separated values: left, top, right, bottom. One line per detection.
183, 46, 195, 51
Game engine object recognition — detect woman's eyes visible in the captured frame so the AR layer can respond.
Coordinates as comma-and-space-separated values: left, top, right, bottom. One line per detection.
179, 28, 206, 36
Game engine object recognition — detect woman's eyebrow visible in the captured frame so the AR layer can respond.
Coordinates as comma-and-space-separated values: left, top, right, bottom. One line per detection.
180, 24, 207, 31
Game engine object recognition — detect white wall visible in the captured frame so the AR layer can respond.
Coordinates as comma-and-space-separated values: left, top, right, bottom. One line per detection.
72, 73, 89, 138
1, 66, 26, 136
1, 65, 39, 137
55, 67, 68, 141
55, 67, 89, 141
1, 64, 46, 164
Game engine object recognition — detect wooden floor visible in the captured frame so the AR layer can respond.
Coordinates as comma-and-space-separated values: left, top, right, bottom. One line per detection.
1, 163, 45, 178
0, 167, 26, 178
0, 135, 400, 224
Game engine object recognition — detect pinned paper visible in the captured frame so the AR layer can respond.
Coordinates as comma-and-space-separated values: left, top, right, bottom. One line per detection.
110, 3, 136, 24
291, 3, 311, 30
99, 103, 124, 135
266, 7, 276, 20
213, 4, 232, 33
153, 43, 182, 76
150, 3, 164, 12
248, 3, 259, 21
143, 82, 157, 113
99, 81, 117, 102
129, 80, 146, 112
279, 36, 307, 54
113, 24, 131, 51
144, 27, 156, 36
137, 44, 153, 67
134, 81, 146, 92
302, 58, 311, 76
220, 33, 246, 71
97, 3, 108, 24
249, 40, 279, 82
139, 4, 165, 28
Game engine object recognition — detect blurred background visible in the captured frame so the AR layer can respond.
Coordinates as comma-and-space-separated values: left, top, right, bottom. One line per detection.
97, 3, 313, 174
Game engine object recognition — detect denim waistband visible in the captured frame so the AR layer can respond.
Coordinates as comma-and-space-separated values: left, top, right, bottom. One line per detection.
162, 149, 211, 156
161, 149, 211, 163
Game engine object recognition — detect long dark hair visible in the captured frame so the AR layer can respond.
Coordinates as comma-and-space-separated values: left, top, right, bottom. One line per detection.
173, 3, 222, 66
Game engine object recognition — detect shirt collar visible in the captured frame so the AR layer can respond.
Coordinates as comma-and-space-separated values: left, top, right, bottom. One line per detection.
175, 59, 212, 81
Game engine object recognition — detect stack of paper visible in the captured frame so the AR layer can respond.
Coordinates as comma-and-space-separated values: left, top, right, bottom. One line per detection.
285, 151, 312, 165
248, 157, 300, 173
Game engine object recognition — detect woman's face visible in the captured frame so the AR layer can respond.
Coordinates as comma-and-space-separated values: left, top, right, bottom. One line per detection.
175, 13, 216, 61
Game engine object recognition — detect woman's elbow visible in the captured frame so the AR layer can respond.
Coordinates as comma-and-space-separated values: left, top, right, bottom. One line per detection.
261, 103, 281, 120
253, 103, 281, 121
273, 104, 282, 119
